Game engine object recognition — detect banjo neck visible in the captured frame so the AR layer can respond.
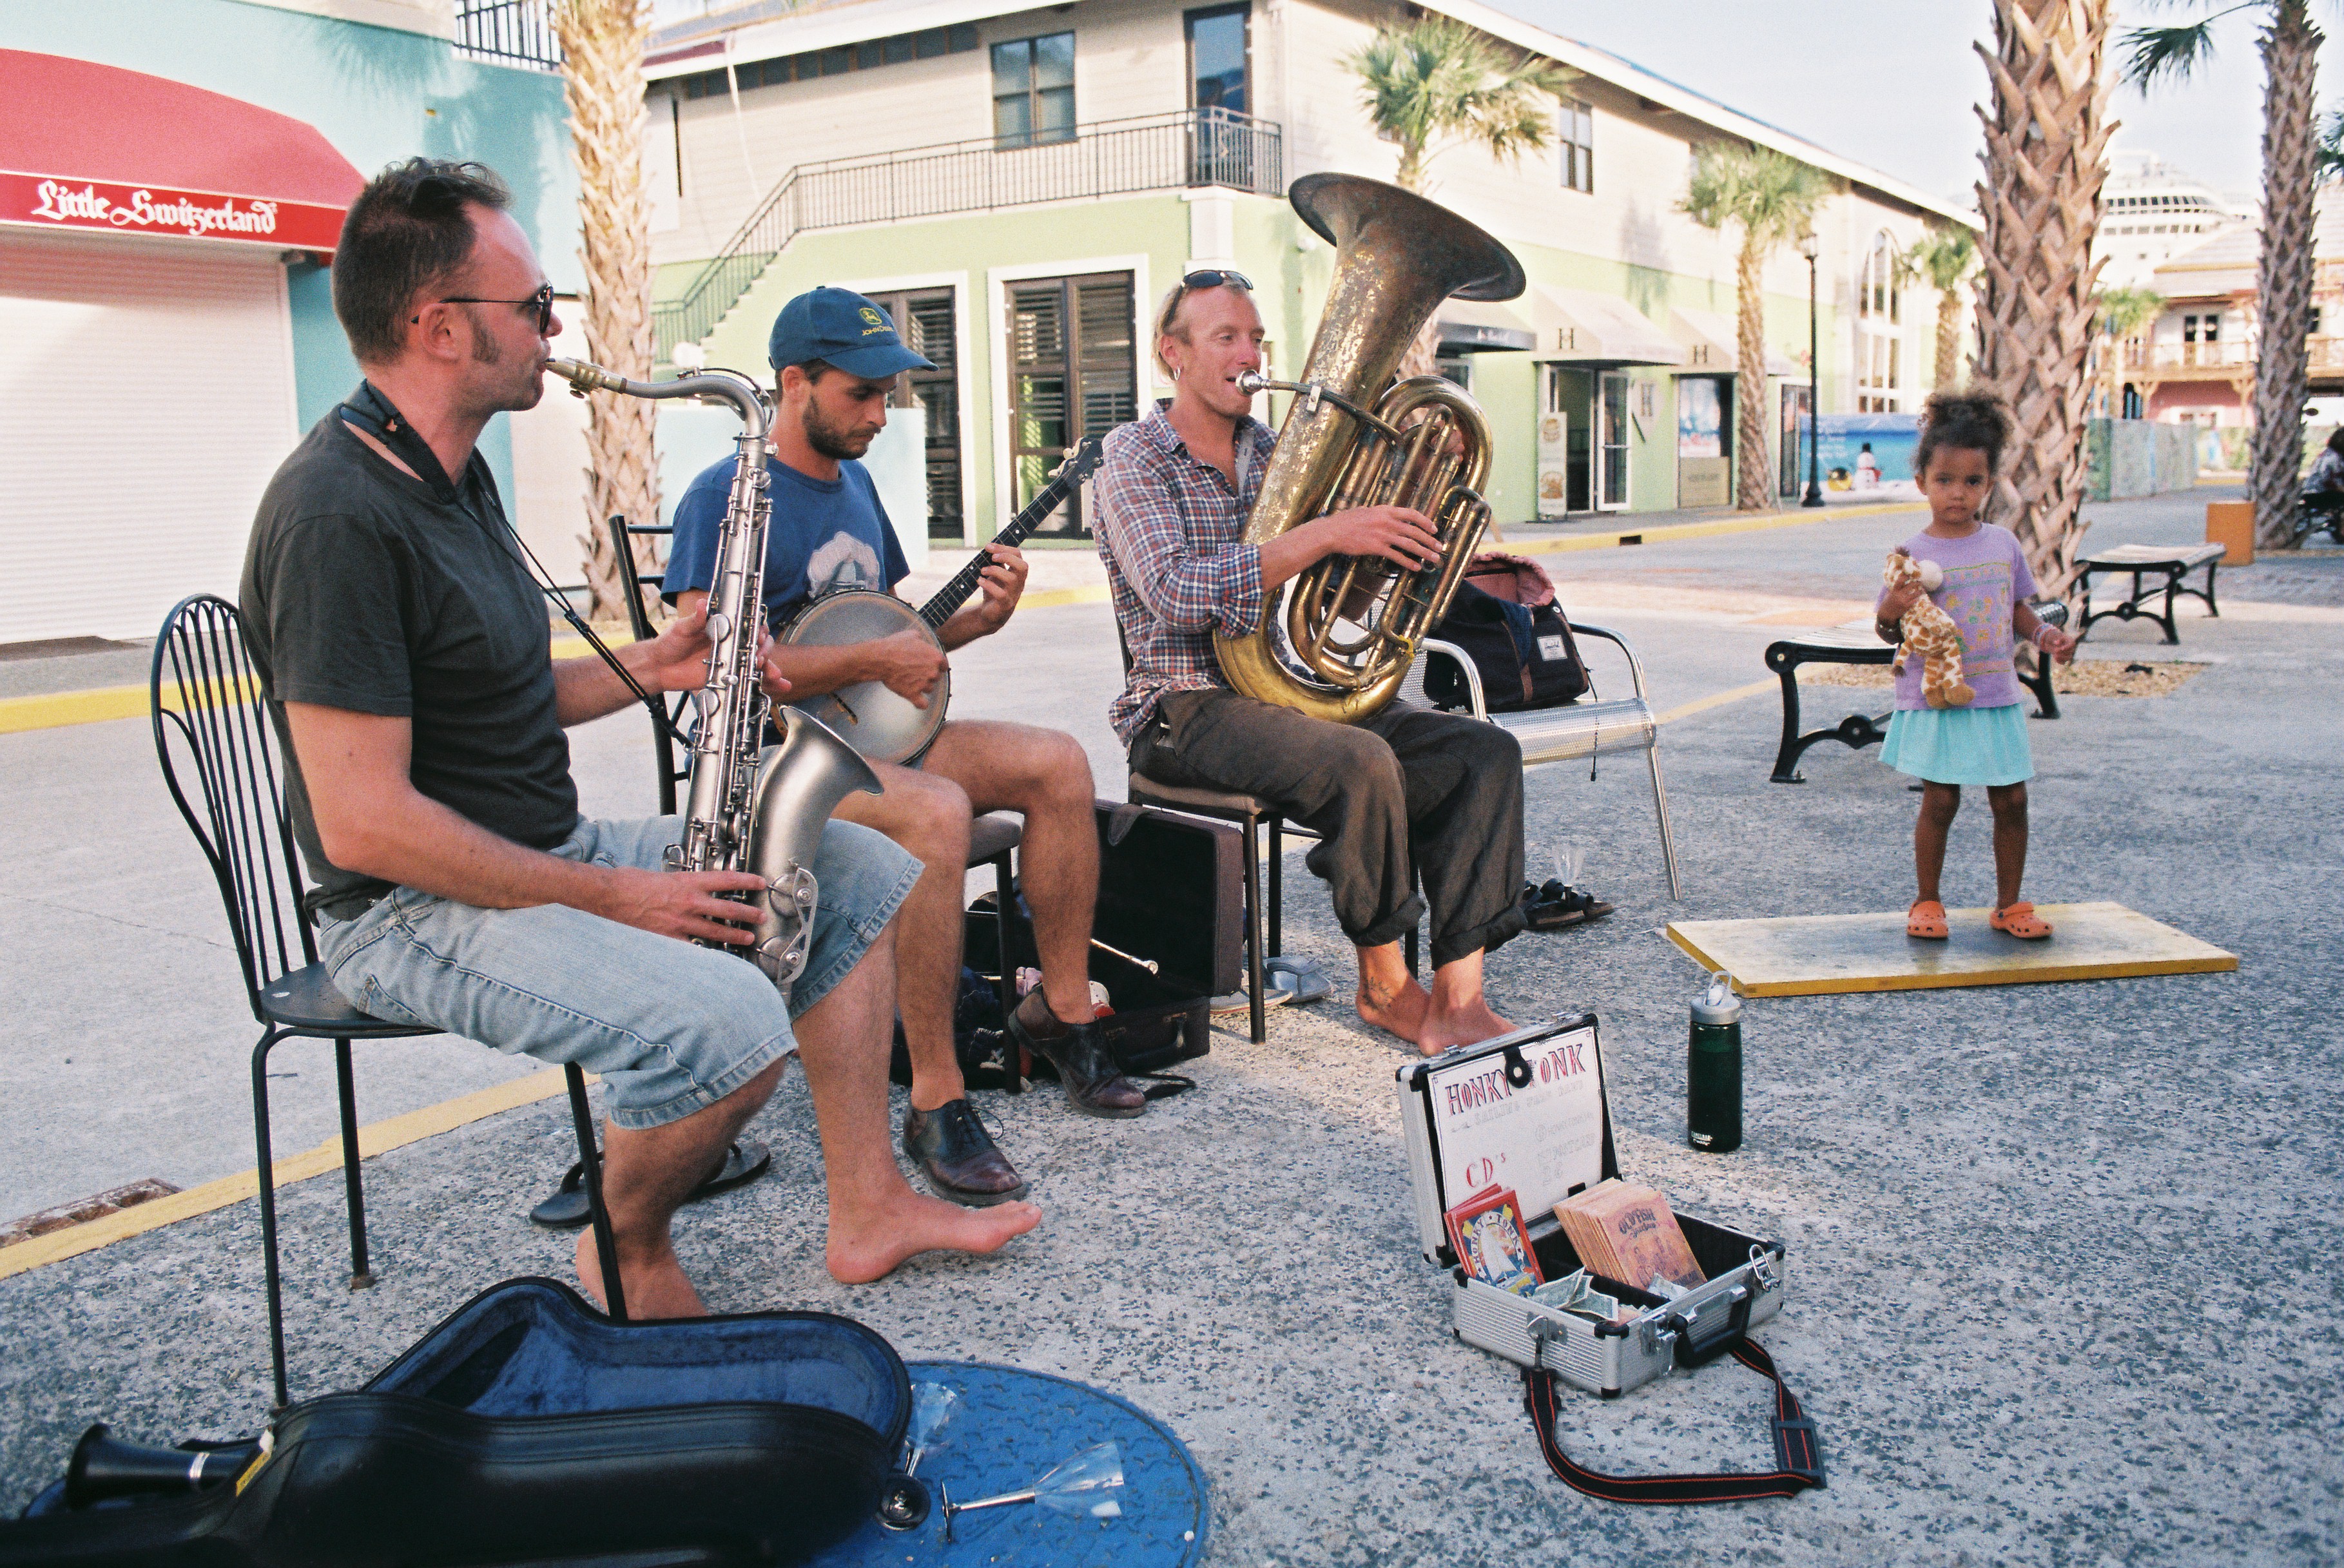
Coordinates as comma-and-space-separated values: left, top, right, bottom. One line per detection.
914, 434, 1103, 630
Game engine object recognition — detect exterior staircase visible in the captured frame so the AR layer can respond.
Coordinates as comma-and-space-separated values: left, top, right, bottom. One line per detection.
655, 108, 1283, 361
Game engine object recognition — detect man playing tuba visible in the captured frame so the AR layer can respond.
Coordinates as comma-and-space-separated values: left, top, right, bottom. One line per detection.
1094, 274, 1526, 1054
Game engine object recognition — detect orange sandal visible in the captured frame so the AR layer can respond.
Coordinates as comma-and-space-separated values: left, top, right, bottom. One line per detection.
1991, 902, 2053, 940
1906, 899, 1949, 940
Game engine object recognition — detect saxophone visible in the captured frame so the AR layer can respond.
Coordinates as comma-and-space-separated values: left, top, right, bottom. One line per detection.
548, 358, 883, 993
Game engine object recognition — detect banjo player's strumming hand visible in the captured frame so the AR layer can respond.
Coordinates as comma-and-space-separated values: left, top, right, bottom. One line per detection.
868, 627, 947, 708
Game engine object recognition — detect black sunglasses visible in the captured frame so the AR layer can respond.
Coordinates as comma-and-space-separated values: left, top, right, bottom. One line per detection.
413, 282, 556, 334
1180, 268, 1253, 291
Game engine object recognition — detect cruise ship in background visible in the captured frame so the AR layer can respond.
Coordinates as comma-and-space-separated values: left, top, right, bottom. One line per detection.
2093, 148, 2251, 291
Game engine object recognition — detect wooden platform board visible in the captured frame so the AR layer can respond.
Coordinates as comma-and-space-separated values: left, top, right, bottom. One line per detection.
1665, 901, 2237, 997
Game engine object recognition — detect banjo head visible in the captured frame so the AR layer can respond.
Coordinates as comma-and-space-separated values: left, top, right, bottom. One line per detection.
782, 589, 949, 765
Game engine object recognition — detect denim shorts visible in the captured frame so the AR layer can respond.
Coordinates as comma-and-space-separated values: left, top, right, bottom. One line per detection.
318, 817, 918, 1131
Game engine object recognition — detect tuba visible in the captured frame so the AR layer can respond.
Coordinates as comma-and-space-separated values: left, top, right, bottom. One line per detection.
1214, 173, 1526, 722
548, 358, 882, 993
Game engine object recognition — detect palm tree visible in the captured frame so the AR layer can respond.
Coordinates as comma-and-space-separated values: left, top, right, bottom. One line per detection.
1973, 0, 2114, 599
2093, 285, 2166, 416
552, 0, 661, 624
1903, 225, 1979, 390
2124, 1, 2330, 550
1345, 19, 1571, 379
1680, 144, 1832, 510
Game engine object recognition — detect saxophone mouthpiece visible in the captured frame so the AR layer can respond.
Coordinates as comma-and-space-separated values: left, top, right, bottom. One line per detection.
545, 358, 617, 396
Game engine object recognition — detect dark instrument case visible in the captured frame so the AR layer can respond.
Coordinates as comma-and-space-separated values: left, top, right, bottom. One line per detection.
971, 800, 1241, 1083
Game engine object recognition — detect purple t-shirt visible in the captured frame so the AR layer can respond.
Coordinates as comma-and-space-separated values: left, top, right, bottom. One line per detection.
1894, 523, 2037, 710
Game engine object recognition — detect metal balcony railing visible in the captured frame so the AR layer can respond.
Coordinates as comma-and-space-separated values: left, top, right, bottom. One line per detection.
654, 108, 1283, 358
456, 0, 563, 70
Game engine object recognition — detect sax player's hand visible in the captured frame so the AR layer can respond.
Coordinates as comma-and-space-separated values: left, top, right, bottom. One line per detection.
593, 866, 772, 946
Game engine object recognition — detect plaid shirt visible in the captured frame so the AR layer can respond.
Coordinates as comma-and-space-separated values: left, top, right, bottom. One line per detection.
1094, 400, 1279, 742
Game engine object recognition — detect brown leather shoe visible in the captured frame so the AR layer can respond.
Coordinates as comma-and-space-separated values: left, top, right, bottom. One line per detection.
902, 1099, 1029, 1205
1007, 989, 1147, 1118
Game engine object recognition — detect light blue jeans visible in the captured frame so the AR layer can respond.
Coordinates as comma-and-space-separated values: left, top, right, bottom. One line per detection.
318, 817, 918, 1130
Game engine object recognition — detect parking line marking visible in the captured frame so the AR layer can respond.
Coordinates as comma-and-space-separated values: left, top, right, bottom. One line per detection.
1655, 678, 1779, 726
0, 1067, 585, 1281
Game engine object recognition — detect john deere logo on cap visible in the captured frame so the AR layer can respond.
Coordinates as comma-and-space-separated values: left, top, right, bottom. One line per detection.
859, 307, 887, 335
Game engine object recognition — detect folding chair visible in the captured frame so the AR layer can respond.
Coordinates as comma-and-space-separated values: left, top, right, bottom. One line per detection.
151, 594, 625, 1408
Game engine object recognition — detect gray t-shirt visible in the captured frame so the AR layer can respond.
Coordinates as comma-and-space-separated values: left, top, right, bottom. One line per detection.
240, 407, 580, 919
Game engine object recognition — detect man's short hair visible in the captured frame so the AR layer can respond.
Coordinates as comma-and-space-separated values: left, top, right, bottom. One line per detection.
782, 358, 839, 386
333, 159, 512, 365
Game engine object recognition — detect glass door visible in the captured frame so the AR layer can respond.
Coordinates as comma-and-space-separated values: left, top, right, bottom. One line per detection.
1597, 371, 1629, 510
1185, 5, 1251, 186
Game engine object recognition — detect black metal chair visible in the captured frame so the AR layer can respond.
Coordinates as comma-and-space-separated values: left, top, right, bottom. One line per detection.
151, 594, 625, 1408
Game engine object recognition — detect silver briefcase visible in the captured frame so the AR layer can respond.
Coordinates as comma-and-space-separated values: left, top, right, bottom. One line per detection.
1397, 1013, 1788, 1398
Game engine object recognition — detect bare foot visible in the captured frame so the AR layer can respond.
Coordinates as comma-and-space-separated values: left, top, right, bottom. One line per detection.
1357, 974, 1432, 1045
1417, 998, 1515, 1055
826, 1194, 1041, 1284
576, 1226, 708, 1319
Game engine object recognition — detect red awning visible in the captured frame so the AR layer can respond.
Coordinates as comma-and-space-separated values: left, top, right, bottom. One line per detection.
0, 50, 364, 253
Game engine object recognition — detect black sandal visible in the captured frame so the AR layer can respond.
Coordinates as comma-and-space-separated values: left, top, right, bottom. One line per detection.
527, 1139, 772, 1230
1523, 879, 1614, 932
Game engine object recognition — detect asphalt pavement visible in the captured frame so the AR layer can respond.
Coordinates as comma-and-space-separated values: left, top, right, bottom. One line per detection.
3, 481, 2341, 1565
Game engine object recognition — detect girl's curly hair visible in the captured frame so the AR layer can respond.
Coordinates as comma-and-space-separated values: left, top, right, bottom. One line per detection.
1914, 390, 2015, 478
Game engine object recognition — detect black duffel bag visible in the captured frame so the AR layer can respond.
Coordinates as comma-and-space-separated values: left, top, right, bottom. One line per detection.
1425, 554, 1590, 713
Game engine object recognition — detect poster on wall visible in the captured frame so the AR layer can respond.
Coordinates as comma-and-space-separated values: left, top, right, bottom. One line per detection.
1536, 411, 1570, 519
1676, 376, 1730, 508
1801, 412, 1923, 498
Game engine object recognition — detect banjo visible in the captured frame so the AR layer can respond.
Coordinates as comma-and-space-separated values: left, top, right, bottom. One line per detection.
779, 435, 1105, 764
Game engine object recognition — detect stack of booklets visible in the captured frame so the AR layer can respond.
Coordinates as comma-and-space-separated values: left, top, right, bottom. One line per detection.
1551, 1179, 1707, 1297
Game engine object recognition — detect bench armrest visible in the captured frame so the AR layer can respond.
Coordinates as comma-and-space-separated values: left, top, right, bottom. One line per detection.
1565, 621, 1652, 703
1419, 636, 1488, 718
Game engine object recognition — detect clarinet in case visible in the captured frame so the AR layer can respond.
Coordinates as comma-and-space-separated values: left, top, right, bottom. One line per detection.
1, 1277, 923, 1567
1397, 1014, 1790, 1398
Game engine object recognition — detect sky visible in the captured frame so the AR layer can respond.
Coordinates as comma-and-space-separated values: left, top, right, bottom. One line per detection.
650, 0, 2327, 211
1495, 0, 2332, 210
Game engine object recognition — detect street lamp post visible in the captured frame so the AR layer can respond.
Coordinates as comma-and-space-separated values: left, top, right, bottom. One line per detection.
1798, 231, 1824, 508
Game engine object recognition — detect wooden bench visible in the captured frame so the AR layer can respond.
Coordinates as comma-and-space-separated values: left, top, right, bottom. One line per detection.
2077, 543, 2225, 645
1765, 621, 2060, 784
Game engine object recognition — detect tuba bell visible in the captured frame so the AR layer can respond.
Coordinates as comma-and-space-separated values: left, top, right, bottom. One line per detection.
1213, 173, 1526, 723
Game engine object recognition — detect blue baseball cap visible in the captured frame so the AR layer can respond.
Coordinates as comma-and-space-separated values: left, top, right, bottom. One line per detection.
768, 286, 935, 377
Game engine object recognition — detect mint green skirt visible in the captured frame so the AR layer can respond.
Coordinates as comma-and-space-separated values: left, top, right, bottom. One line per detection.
1879, 703, 2033, 786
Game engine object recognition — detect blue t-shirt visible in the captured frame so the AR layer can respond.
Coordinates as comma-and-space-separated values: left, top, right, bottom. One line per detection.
664, 455, 910, 630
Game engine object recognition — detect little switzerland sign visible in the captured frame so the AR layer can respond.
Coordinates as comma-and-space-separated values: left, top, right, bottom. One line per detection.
1, 173, 345, 251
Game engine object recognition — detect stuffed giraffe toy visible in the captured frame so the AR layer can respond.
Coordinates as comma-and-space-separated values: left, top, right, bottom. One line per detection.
1883, 549, 1975, 709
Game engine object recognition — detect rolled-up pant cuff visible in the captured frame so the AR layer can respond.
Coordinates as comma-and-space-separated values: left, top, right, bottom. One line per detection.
1345, 891, 1429, 953
1429, 900, 1527, 971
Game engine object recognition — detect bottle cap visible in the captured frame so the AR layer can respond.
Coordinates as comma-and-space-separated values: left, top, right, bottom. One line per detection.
1692, 972, 1740, 1025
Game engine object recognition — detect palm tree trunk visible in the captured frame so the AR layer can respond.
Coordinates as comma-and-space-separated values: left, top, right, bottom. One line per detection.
1935, 290, 1964, 391
1733, 231, 1772, 510
554, 0, 661, 624
1972, 0, 2113, 599
2251, 0, 2321, 550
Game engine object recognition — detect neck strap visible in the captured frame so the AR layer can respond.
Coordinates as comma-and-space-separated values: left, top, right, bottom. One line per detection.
339, 382, 463, 504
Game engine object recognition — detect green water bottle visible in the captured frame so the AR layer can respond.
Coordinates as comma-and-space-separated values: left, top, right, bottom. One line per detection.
1687, 973, 1742, 1153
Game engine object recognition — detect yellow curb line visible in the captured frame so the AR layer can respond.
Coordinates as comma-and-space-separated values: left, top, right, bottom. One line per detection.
1505, 499, 1926, 557
1654, 678, 1779, 727
0, 1067, 585, 1282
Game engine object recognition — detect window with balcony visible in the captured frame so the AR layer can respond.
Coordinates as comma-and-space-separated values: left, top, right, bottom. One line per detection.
993, 32, 1076, 150
1559, 97, 1593, 193
1187, 5, 1248, 113
1856, 229, 1903, 412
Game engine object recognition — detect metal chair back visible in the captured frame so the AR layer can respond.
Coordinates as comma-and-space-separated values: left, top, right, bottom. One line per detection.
608, 513, 692, 816
151, 592, 316, 1023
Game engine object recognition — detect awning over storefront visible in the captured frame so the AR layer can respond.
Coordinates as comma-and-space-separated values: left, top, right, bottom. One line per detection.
1668, 307, 1798, 377
0, 50, 363, 253
1529, 286, 1685, 367
1436, 298, 1536, 353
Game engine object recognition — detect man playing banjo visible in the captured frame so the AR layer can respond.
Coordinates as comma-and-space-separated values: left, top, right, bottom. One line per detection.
1094, 273, 1527, 1055
240, 161, 1040, 1319
668, 287, 1146, 1214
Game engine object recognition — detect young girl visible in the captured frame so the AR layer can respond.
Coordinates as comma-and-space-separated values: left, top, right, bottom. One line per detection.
1875, 392, 2077, 941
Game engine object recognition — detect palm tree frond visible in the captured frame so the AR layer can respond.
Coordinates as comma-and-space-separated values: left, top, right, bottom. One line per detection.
2118, 21, 2220, 90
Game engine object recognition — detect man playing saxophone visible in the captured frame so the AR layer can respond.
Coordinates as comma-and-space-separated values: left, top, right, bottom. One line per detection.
1094, 274, 1526, 1054
239, 159, 1039, 1319
668, 287, 1146, 1214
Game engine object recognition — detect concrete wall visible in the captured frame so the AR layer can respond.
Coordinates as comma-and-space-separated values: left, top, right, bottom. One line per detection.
2086, 418, 2203, 499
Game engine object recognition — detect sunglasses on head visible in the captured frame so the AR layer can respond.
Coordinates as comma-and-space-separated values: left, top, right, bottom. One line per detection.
413, 282, 556, 335
1181, 268, 1253, 292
